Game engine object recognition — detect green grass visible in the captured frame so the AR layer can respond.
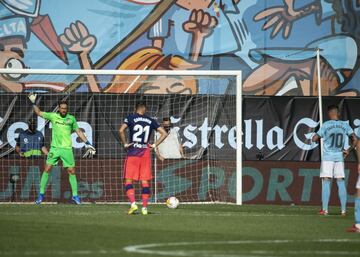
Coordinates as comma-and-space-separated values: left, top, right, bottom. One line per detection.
0, 204, 359, 257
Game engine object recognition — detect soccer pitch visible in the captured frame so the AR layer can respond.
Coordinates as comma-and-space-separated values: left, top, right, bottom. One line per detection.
0, 204, 359, 257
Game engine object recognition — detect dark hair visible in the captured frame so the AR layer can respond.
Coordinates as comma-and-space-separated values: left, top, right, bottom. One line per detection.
327, 105, 339, 112
58, 100, 68, 106
162, 117, 171, 122
135, 102, 146, 110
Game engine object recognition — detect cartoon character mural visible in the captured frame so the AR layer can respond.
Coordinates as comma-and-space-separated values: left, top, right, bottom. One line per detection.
0, 0, 359, 96
0, 0, 69, 92
243, 0, 360, 96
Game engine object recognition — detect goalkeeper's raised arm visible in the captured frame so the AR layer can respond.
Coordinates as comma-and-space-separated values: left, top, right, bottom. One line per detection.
28, 93, 44, 117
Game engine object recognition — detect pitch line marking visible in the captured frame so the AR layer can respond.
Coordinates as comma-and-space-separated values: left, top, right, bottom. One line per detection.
123, 239, 360, 256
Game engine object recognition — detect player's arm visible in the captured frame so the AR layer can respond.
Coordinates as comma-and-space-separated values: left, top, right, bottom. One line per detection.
344, 133, 358, 158
75, 128, 89, 143
151, 127, 167, 149
312, 126, 323, 142
28, 93, 44, 117
312, 133, 321, 142
349, 133, 357, 151
119, 123, 133, 148
75, 128, 96, 158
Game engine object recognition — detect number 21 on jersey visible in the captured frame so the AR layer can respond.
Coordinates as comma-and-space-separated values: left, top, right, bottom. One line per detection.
133, 124, 150, 143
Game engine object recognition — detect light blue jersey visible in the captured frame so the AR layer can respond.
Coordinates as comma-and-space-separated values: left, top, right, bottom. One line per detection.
317, 120, 354, 162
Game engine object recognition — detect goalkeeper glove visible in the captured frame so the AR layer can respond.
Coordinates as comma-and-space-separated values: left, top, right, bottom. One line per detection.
28, 93, 37, 104
83, 141, 96, 158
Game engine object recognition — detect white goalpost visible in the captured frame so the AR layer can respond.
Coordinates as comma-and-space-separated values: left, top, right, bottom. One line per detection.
0, 68, 243, 205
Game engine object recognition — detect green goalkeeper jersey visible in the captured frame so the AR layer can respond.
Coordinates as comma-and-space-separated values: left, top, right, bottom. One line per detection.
42, 112, 79, 149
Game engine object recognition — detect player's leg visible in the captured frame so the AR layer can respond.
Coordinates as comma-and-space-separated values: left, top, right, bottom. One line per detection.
124, 156, 140, 214
61, 148, 80, 204
36, 148, 59, 204
347, 176, 360, 232
355, 187, 360, 230
124, 179, 136, 204
67, 167, 81, 204
335, 161, 347, 215
141, 180, 150, 215
36, 164, 53, 204
319, 161, 333, 215
140, 149, 152, 215
321, 178, 331, 214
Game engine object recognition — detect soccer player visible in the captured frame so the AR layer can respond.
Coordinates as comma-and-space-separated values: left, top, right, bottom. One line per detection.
119, 102, 167, 215
28, 93, 96, 204
312, 105, 357, 215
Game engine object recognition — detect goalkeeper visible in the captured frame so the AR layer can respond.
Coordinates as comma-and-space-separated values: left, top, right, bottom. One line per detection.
28, 94, 96, 204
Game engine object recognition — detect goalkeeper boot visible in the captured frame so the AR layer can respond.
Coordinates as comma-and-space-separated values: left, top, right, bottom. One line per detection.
72, 196, 81, 205
35, 194, 44, 205
128, 203, 138, 215
141, 207, 148, 215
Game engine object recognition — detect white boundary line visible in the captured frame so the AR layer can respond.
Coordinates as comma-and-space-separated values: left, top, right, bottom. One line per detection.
123, 239, 360, 256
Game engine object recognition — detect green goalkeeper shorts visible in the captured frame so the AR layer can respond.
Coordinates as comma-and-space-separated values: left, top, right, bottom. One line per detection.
46, 147, 75, 168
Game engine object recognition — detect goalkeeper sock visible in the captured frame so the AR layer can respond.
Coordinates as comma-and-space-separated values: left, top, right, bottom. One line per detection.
39, 172, 49, 194
125, 183, 135, 204
336, 179, 347, 212
141, 182, 150, 208
322, 179, 331, 211
69, 174, 78, 197
355, 197, 360, 225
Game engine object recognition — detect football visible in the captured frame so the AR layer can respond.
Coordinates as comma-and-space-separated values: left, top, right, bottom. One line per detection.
166, 196, 180, 209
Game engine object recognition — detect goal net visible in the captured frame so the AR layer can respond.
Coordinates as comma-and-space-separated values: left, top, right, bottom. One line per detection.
0, 69, 242, 204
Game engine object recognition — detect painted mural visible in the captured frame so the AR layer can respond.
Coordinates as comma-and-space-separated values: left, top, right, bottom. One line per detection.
0, 0, 359, 95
